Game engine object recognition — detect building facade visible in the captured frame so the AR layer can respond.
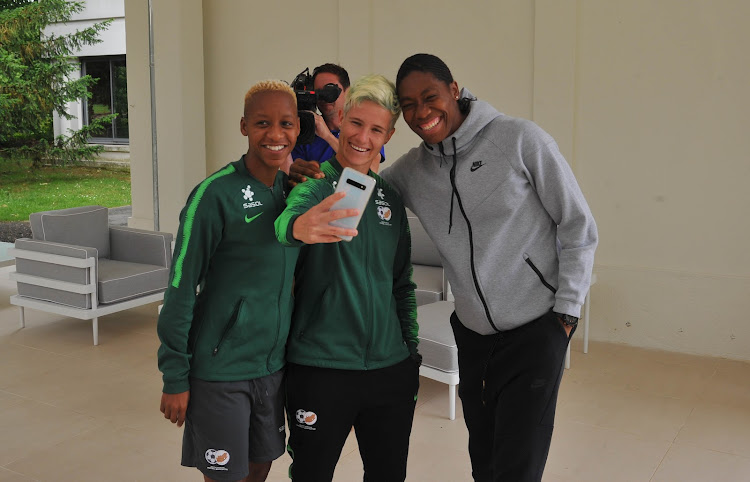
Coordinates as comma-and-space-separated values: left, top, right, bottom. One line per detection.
46, 0, 127, 145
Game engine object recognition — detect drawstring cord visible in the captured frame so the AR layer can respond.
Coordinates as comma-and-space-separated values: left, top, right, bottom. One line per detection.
450, 138, 459, 235
439, 140, 459, 234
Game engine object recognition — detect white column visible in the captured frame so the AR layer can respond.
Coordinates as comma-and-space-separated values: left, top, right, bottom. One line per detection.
124, 0, 206, 234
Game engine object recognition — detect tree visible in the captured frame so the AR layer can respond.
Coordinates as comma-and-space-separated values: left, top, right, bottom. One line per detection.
0, 0, 113, 165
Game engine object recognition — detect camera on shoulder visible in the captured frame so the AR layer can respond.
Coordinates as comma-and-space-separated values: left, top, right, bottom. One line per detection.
290, 67, 342, 145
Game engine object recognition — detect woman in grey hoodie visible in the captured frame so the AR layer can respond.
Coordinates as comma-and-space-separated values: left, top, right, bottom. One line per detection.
288, 55, 597, 481
385, 54, 598, 482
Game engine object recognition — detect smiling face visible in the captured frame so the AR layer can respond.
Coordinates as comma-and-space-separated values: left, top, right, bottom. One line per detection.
397, 71, 464, 145
337, 100, 395, 174
314, 72, 347, 130
240, 90, 300, 182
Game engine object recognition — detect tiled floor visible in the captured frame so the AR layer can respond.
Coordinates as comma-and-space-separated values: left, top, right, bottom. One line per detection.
1, 273, 749, 481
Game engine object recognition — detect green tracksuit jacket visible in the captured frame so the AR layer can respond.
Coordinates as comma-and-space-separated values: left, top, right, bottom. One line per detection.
275, 157, 418, 370
157, 157, 299, 394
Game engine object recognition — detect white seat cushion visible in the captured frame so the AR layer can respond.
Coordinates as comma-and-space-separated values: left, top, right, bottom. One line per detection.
417, 301, 458, 373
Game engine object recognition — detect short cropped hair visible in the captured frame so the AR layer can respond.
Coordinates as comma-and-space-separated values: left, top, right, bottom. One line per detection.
396, 53, 472, 115
243, 80, 296, 116
343, 75, 401, 130
312, 63, 351, 89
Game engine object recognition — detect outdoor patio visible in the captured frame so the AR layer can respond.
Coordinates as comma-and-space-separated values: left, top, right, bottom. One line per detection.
1, 266, 749, 481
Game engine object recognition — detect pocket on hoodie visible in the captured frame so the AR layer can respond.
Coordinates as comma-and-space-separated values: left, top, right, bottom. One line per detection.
523, 253, 557, 294
212, 297, 278, 358
211, 298, 245, 356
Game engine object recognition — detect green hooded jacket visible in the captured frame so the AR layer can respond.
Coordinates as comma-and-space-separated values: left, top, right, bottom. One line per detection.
275, 158, 418, 370
157, 157, 299, 394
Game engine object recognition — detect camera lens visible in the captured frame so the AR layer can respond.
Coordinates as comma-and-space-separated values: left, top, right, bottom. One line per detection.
320, 84, 338, 103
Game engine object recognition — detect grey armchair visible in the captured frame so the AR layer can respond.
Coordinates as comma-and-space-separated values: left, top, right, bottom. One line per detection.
9, 205, 173, 345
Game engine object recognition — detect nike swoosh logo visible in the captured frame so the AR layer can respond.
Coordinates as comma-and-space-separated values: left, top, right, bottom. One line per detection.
470, 163, 484, 172
245, 213, 262, 223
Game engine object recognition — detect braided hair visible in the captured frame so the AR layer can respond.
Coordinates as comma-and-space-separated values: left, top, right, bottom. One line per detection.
396, 53, 472, 115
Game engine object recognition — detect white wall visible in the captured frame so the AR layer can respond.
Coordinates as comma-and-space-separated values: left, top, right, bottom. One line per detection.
45, 0, 126, 55
52, 64, 83, 139
573, 1, 750, 358
200, 0, 536, 173
124, 0, 750, 360
73, 0, 125, 19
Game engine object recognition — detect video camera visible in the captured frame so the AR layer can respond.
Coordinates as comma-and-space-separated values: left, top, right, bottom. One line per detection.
291, 67, 342, 144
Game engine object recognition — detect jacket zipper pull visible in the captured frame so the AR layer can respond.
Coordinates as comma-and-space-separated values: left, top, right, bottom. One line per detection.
212, 347, 219, 356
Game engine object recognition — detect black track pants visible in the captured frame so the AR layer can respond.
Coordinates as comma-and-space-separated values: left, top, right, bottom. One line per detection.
451, 310, 574, 482
286, 358, 419, 482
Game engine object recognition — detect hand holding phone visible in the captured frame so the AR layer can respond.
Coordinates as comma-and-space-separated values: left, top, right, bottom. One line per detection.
329, 167, 376, 241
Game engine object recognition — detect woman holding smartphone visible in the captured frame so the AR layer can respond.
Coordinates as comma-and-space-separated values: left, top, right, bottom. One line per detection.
276, 74, 420, 482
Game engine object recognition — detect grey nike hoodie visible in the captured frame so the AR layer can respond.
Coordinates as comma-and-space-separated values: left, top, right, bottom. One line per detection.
382, 88, 598, 335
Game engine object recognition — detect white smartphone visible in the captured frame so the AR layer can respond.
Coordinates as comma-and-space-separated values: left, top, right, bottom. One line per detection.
329, 167, 376, 241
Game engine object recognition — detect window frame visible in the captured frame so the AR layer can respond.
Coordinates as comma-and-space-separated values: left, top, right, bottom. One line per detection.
81, 55, 129, 145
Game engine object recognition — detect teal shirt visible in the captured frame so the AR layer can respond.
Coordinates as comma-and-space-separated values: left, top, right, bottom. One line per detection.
158, 157, 299, 393
275, 157, 418, 370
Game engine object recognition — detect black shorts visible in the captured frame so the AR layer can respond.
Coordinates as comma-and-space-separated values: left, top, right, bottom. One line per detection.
181, 370, 286, 481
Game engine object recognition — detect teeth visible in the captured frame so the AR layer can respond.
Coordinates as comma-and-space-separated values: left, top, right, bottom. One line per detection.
350, 144, 368, 152
264, 145, 285, 151
421, 117, 440, 131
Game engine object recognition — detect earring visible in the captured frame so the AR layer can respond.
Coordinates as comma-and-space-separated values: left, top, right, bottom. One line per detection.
455, 96, 459, 100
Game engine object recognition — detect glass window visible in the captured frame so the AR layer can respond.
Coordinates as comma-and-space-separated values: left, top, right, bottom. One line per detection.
82, 56, 128, 143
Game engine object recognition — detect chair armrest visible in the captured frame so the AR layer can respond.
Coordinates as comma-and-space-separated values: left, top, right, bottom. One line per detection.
109, 226, 174, 268
14, 238, 98, 261
12, 239, 99, 309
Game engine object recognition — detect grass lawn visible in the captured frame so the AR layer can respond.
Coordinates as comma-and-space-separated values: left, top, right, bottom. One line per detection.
0, 160, 131, 222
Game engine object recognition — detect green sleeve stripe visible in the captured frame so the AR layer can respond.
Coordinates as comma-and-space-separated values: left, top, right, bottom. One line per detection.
171, 164, 236, 288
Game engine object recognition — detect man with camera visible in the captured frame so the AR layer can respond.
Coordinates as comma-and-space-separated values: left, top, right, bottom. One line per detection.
290, 63, 384, 173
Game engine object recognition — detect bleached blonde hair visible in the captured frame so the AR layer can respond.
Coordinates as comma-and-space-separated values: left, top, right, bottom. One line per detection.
343, 74, 400, 130
244, 80, 296, 116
